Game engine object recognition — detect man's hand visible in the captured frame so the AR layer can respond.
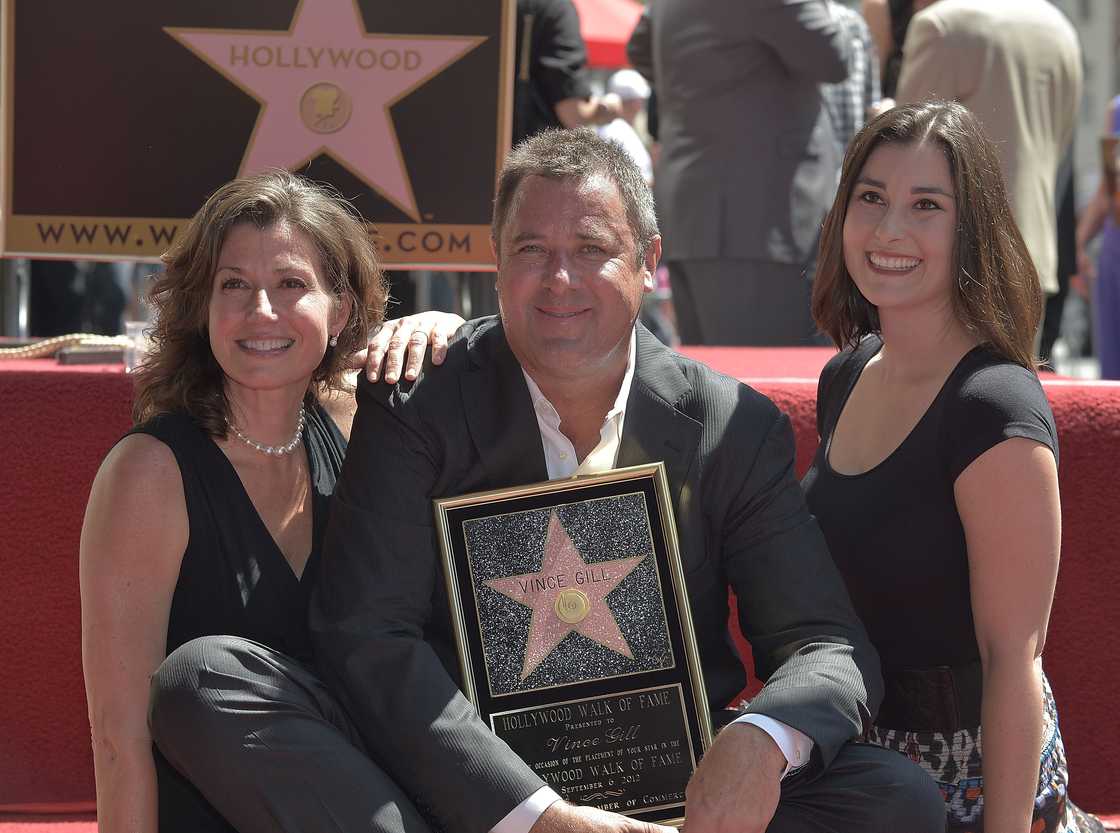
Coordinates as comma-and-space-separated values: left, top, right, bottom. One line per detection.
682, 723, 785, 833
594, 93, 624, 124
359, 311, 464, 383
529, 800, 675, 833
555, 95, 624, 129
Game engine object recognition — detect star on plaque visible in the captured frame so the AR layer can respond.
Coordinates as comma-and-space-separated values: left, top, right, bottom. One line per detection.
486, 511, 647, 680
165, 0, 485, 220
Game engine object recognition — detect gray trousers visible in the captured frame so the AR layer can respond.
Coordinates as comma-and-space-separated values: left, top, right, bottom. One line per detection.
667, 258, 819, 347
149, 636, 433, 833
150, 635, 945, 833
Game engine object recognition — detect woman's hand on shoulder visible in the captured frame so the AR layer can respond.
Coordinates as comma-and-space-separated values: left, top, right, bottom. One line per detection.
356, 310, 466, 384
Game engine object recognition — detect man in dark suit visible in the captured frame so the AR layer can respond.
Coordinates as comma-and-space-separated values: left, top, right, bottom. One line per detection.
628, 0, 850, 346
313, 130, 942, 833
150, 130, 944, 833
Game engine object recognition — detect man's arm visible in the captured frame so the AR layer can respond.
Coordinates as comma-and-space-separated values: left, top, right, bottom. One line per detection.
722, 411, 880, 758
754, 0, 852, 84
860, 0, 892, 69
683, 403, 879, 833
311, 375, 544, 833
553, 96, 622, 129
532, 0, 620, 127
1056, 28, 1084, 159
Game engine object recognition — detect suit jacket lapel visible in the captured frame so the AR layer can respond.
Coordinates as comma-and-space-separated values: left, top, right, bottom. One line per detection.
459, 319, 549, 489
617, 327, 702, 504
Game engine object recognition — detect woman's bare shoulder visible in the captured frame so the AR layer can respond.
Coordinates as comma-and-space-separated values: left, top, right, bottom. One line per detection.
99, 432, 182, 491
83, 432, 188, 570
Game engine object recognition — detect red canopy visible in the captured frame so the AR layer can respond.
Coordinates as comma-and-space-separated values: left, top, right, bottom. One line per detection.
571, 0, 643, 69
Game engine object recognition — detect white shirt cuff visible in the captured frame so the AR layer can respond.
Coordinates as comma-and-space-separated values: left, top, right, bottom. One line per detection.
489, 786, 562, 833
731, 714, 813, 779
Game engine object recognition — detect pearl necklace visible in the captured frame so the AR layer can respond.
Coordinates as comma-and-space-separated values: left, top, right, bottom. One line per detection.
227, 407, 306, 456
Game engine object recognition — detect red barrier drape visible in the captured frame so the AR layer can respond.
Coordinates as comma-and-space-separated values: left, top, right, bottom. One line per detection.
571, 0, 643, 68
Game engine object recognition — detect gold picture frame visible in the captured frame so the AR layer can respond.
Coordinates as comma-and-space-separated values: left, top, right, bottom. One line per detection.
434, 463, 712, 826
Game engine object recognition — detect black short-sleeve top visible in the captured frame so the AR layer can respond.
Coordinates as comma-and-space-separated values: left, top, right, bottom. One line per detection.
801, 336, 1058, 673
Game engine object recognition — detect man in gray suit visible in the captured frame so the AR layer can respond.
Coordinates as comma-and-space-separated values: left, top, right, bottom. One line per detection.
150, 131, 944, 833
628, 0, 851, 346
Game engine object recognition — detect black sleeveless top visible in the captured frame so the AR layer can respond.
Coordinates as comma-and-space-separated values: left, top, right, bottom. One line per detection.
128, 401, 345, 832
801, 336, 1057, 674
130, 401, 345, 662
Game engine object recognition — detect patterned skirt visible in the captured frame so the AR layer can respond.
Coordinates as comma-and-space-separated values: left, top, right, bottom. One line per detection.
866, 676, 1103, 832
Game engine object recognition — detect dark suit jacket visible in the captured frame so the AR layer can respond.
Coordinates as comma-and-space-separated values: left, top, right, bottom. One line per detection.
312, 319, 881, 833
627, 0, 849, 265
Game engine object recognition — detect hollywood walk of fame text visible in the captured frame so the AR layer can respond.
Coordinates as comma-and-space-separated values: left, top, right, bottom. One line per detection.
491, 685, 694, 814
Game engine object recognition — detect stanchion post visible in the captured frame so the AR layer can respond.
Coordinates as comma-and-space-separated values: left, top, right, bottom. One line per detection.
0, 258, 29, 338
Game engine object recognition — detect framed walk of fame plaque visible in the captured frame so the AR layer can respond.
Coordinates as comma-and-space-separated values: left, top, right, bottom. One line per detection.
435, 463, 713, 826
0, 0, 514, 267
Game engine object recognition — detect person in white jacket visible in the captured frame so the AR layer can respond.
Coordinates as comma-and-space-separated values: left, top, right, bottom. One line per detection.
596, 69, 653, 186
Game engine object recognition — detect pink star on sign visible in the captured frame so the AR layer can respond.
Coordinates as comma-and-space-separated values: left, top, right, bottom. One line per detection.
166, 0, 485, 220
486, 511, 647, 681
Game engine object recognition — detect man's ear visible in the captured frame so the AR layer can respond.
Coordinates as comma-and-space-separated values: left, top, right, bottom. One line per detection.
490, 235, 501, 271
641, 235, 662, 294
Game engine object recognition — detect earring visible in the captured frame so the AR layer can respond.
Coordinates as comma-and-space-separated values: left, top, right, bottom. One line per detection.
329, 334, 339, 347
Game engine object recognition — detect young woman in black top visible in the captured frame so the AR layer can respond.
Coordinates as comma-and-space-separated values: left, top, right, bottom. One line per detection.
805, 101, 1102, 832
80, 170, 462, 833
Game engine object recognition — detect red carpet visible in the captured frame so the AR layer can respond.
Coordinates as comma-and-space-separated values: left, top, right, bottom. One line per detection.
679, 345, 835, 380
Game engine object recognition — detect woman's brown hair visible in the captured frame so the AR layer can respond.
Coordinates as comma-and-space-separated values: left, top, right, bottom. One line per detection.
132, 169, 387, 434
812, 99, 1042, 369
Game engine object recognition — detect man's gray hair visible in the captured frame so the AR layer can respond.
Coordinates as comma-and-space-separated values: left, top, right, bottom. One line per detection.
492, 128, 659, 265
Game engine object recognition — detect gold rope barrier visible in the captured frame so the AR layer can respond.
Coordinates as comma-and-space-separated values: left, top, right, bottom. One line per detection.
0, 333, 132, 360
